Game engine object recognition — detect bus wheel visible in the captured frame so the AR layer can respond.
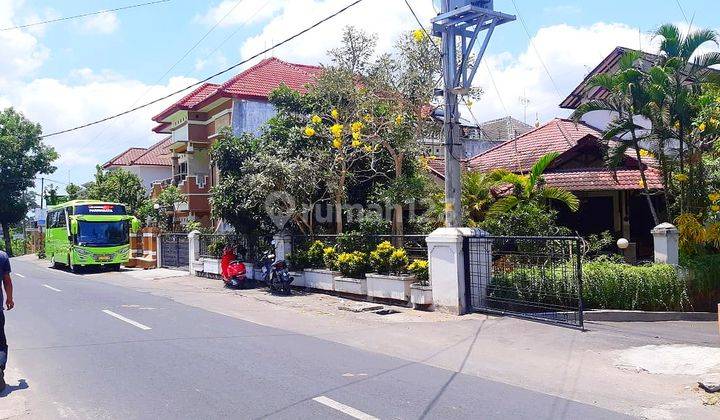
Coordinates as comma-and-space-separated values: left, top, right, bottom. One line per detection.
69, 261, 80, 274
109, 264, 121, 272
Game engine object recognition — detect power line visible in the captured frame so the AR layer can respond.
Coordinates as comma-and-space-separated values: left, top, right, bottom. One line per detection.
1, 0, 171, 31
674, 0, 690, 25
510, 0, 562, 99
41, 0, 366, 139
69, 0, 250, 164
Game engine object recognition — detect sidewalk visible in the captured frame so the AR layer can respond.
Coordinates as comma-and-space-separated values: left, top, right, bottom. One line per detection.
18, 255, 720, 418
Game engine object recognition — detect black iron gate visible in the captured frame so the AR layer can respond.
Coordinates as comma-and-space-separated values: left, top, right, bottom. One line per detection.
160, 233, 189, 270
464, 235, 584, 328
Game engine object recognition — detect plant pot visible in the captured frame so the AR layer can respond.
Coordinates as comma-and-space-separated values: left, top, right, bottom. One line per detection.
191, 260, 204, 272
289, 271, 305, 287
303, 268, 338, 291
334, 276, 367, 295
366, 273, 416, 301
410, 283, 433, 307
202, 258, 221, 275
253, 267, 264, 281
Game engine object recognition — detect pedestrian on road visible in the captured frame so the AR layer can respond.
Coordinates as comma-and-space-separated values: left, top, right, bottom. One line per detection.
0, 250, 14, 391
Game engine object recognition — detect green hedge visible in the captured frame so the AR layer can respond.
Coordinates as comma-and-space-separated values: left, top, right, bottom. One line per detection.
489, 260, 689, 312
680, 254, 720, 312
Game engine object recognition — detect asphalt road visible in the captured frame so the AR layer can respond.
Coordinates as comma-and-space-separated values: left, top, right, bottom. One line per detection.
2, 258, 630, 419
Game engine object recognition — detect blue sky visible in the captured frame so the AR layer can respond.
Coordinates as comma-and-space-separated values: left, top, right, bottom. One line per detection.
0, 0, 717, 188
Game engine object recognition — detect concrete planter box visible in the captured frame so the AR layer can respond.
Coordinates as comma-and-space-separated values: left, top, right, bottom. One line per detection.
303, 268, 338, 291
289, 271, 305, 287
410, 283, 433, 307
366, 273, 416, 301
334, 276, 367, 296
191, 260, 204, 273
202, 258, 221, 275
253, 267, 264, 282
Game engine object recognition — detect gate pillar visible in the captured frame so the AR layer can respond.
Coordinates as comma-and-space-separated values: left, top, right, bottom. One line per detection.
425, 228, 472, 314
188, 230, 200, 275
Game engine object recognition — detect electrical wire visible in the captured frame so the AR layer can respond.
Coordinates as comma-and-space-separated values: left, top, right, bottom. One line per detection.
40, 0, 366, 139
1, 0, 171, 31
510, 0, 562, 100
68, 0, 251, 163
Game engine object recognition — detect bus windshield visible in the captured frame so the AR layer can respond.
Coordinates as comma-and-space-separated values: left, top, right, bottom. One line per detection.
77, 220, 129, 247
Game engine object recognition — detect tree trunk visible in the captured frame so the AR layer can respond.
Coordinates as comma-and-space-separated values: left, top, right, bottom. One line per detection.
391, 154, 404, 246
631, 130, 660, 226
2, 222, 12, 257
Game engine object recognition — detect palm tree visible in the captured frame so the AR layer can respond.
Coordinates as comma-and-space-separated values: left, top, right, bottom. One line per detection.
486, 152, 579, 217
461, 171, 496, 226
571, 51, 661, 225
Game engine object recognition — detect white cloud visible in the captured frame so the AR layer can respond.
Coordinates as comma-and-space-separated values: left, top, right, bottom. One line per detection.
239, 0, 436, 65
195, 0, 284, 27
468, 22, 664, 124
80, 11, 119, 34
0, 0, 50, 85
1, 75, 198, 184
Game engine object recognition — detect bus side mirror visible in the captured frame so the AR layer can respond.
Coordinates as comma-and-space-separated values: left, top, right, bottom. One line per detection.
70, 218, 79, 235
130, 217, 140, 233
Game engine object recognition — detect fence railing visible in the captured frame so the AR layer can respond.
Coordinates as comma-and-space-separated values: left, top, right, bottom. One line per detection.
198, 233, 273, 264
291, 233, 428, 259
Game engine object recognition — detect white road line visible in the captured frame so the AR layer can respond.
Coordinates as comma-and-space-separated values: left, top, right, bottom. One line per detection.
101, 310, 152, 331
312, 396, 379, 420
42, 284, 62, 292
14, 273, 25, 278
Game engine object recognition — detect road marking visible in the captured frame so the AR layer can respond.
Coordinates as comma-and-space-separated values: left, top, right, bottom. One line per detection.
15, 273, 25, 278
101, 310, 152, 330
312, 396, 379, 420
42, 284, 62, 292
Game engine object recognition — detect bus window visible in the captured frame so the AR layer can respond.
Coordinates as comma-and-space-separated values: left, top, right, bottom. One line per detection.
58, 211, 67, 228
75, 204, 126, 215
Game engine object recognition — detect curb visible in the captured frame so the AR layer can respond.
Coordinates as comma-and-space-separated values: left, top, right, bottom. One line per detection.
584, 310, 717, 322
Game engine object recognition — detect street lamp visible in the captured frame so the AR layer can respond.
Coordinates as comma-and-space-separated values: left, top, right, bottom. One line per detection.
617, 238, 629, 250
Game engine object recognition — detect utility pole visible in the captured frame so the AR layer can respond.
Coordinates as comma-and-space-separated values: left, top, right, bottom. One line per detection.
39, 177, 44, 209
432, 1, 515, 227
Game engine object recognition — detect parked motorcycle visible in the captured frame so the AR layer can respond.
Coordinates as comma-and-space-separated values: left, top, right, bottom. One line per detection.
261, 250, 293, 294
220, 246, 250, 289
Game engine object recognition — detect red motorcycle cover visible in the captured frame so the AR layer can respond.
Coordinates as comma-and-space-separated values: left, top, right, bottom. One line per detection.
221, 247, 246, 280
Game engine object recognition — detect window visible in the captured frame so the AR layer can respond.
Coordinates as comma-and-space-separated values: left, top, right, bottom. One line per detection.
57, 210, 67, 228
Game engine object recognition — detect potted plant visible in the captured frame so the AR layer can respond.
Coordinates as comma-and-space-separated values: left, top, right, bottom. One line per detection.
286, 248, 308, 287
202, 238, 225, 275
333, 251, 369, 295
302, 241, 339, 291
408, 259, 432, 308
365, 242, 415, 302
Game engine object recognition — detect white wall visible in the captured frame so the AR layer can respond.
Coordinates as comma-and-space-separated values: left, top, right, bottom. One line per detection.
121, 165, 172, 192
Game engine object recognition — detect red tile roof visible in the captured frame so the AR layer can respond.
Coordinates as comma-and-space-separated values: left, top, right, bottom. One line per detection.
152, 82, 220, 122
102, 147, 148, 168
467, 118, 603, 173
132, 137, 173, 166
543, 167, 664, 191
102, 137, 172, 169
217, 57, 321, 100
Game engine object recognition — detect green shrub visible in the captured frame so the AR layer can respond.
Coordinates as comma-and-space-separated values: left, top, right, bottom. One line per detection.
323, 246, 338, 271
336, 251, 369, 278
680, 253, 720, 311
336, 231, 367, 253
370, 241, 395, 274
582, 261, 688, 311
408, 259, 429, 285
389, 248, 409, 274
489, 260, 689, 311
306, 240, 325, 268
287, 249, 309, 270
206, 238, 227, 258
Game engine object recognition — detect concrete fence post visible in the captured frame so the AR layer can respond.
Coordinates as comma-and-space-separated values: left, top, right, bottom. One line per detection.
273, 231, 292, 261
651, 222, 679, 265
426, 228, 467, 315
188, 230, 200, 275
156, 232, 163, 268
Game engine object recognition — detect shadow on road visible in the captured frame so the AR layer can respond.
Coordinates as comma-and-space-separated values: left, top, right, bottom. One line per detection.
0, 378, 29, 397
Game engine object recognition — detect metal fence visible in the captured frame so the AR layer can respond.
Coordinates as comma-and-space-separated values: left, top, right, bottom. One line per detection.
198, 233, 273, 264
291, 233, 428, 259
464, 235, 584, 329
160, 233, 190, 270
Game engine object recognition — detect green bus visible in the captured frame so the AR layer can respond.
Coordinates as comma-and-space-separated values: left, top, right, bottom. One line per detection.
45, 200, 140, 272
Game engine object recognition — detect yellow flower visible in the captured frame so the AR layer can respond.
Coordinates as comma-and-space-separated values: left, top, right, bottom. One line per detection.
330, 123, 343, 138
351, 140, 361, 148
332, 138, 342, 149
395, 115, 404, 125
304, 126, 315, 137
311, 115, 322, 124
712, 205, 720, 212
674, 121, 680, 129
351, 121, 364, 133
699, 122, 707, 132
465, 99, 474, 108
331, 109, 339, 120
363, 114, 373, 122
639, 149, 650, 157
363, 145, 373, 153
412, 29, 425, 43
673, 173, 689, 182
638, 179, 646, 188
709, 193, 720, 203
711, 118, 719, 127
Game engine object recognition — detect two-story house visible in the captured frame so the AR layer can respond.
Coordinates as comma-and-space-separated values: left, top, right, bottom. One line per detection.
149, 57, 322, 228
102, 137, 173, 191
